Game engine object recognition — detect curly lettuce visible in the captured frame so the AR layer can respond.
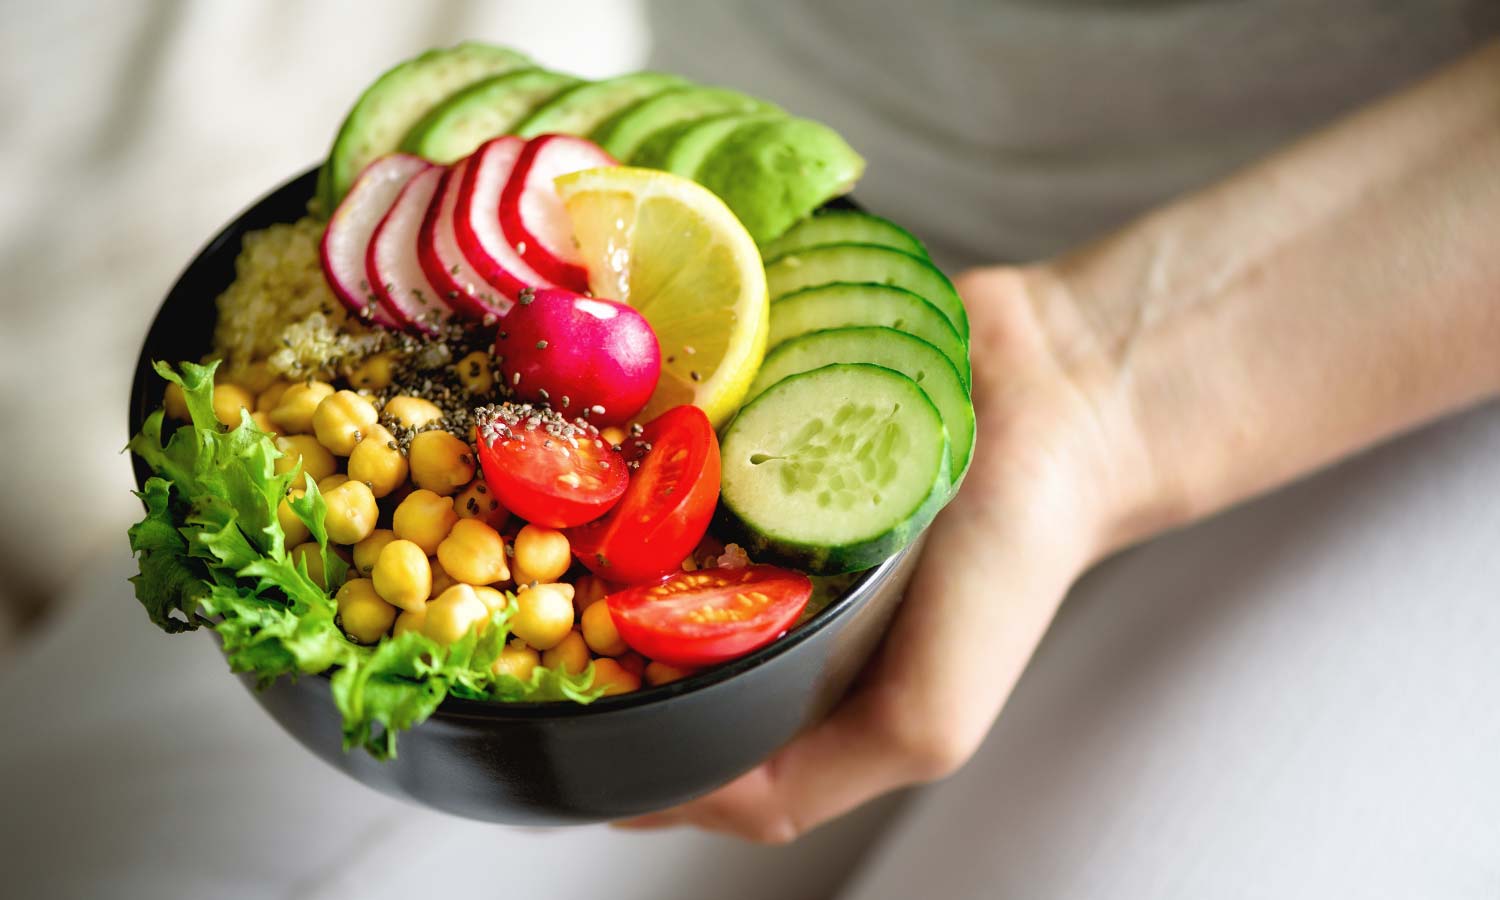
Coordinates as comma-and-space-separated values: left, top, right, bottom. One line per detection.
127, 361, 598, 759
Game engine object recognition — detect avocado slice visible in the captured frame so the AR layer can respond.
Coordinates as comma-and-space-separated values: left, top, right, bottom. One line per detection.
637, 111, 786, 175
401, 68, 581, 164
317, 42, 531, 212
694, 117, 866, 243
514, 72, 689, 138
590, 86, 775, 161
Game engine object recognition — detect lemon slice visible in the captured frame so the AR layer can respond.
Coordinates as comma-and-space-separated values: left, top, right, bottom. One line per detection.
554, 167, 769, 427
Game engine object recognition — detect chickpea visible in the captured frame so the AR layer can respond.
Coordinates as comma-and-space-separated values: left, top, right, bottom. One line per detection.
336, 578, 398, 644
509, 582, 575, 650
581, 600, 627, 656
274, 434, 336, 484
436, 518, 509, 586
393, 607, 426, 638
392, 489, 459, 555
382, 395, 443, 430
212, 383, 254, 428
472, 585, 509, 615
408, 430, 475, 496
347, 424, 407, 498
278, 490, 309, 546
313, 389, 378, 457
644, 660, 692, 687
492, 639, 539, 681
572, 574, 608, 619
453, 479, 508, 529
349, 352, 396, 391
317, 473, 349, 493
600, 425, 628, 448
423, 584, 490, 646
429, 555, 458, 596
353, 529, 397, 576
256, 381, 291, 413
269, 380, 334, 434
541, 630, 589, 675
323, 480, 378, 545
513, 525, 571, 583
591, 658, 642, 696
371, 539, 432, 611
235, 360, 278, 395
454, 350, 495, 394
250, 411, 280, 436
290, 542, 330, 589
163, 382, 190, 421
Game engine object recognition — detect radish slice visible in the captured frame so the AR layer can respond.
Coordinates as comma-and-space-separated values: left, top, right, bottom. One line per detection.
500, 135, 618, 291
455, 136, 556, 304
367, 166, 451, 335
419, 159, 511, 321
321, 154, 431, 329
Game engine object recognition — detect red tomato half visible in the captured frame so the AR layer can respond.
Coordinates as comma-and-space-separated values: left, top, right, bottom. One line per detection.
475, 405, 627, 528
566, 405, 720, 585
606, 565, 813, 667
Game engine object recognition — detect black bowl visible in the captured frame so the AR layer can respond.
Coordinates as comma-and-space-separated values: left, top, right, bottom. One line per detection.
128, 167, 922, 825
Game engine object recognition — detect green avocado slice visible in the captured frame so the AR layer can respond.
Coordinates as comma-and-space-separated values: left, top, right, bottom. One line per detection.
590, 86, 775, 161
694, 117, 866, 244
317, 43, 531, 212
514, 72, 689, 138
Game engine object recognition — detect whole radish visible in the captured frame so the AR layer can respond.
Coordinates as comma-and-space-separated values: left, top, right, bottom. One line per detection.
495, 288, 660, 426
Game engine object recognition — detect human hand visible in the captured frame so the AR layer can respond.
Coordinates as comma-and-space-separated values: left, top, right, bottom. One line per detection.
617, 266, 1152, 842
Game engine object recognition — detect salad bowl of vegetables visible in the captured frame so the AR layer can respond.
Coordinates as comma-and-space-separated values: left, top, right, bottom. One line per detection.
127, 44, 972, 824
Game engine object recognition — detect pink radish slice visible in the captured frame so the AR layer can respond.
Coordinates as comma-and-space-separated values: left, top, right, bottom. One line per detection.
321, 154, 432, 329
455, 136, 557, 303
367, 166, 451, 335
419, 159, 511, 322
500, 135, 618, 291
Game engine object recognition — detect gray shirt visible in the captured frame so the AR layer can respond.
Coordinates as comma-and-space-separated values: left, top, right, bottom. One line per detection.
647, 1, 1500, 266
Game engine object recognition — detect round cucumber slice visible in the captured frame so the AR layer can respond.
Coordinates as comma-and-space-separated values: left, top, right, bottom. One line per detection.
514, 72, 689, 138
765, 243, 970, 340
318, 43, 531, 211
747, 327, 974, 480
401, 68, 581, 163
770, 283, 970, 388
720, 364, 951, 574
761, 209, 927, 259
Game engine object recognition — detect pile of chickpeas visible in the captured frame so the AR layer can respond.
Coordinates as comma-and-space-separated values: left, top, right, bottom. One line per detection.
164, 361, 695, 697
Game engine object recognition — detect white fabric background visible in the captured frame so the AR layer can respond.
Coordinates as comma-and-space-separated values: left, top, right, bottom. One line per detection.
3, 2, 1499, 898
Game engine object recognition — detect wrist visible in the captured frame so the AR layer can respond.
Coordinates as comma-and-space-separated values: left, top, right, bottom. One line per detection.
1006, 262, 1187, 560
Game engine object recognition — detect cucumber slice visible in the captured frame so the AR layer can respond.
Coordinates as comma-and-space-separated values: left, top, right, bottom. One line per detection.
695, 117, 866, 244
748, 327, 974, 479
762, 209, 927, 259
401, 68, 582, 163
515, 72, 689, 138
590, 86, 774, 161
629, 111, 783, 172
720, 364, 951, 574
765, 243, 969, 340
770, 283, 970, 389
318, 43, 531, 211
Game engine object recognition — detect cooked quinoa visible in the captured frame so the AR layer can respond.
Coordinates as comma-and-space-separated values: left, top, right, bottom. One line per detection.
212, 217, 367, 382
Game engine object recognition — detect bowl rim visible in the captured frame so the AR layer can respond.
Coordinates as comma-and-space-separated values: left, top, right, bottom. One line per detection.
128, 164, 908, 721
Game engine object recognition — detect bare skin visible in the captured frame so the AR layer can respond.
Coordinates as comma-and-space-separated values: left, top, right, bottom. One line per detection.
621, 39, 1500, 843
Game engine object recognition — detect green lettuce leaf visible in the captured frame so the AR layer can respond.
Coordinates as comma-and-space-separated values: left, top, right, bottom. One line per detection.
128, 361, 604, 761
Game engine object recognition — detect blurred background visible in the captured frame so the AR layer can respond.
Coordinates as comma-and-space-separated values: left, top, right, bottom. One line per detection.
5, 2, 1500, 898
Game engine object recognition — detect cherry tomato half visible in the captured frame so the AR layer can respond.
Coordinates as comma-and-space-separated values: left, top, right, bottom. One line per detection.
474, 405, 627, 528
605, 565, 813, 667
566, 405, 720, 584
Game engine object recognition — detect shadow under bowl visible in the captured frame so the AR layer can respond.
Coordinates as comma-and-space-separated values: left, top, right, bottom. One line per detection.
128, 167, 922, 825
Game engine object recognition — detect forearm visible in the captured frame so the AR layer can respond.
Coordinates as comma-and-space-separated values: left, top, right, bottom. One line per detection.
1035, 39, 1500, 553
